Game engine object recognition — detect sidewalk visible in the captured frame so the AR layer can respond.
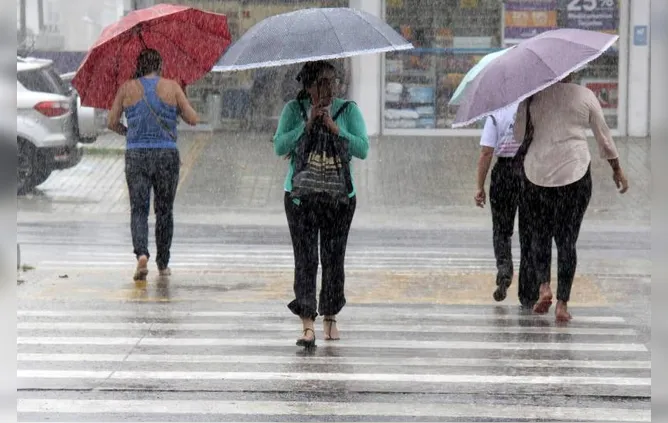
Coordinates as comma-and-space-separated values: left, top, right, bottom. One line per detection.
18, 132, 210, 216
19, 132, 651, 231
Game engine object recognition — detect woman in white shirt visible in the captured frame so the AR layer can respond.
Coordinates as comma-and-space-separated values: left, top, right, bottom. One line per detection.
513, 73, 629, 322
475, 101, 534, 307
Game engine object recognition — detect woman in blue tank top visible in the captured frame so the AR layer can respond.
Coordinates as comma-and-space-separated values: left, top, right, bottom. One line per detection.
107, 49, 199, 280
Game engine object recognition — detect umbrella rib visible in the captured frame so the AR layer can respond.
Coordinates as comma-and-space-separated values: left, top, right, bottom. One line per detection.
348, 9, 398, 45
319, 10, 345, 52
113, 33, 137, 97
149, 28, 213, 73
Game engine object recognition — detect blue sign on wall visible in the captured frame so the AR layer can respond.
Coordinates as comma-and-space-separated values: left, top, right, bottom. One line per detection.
633, 25, 648, 46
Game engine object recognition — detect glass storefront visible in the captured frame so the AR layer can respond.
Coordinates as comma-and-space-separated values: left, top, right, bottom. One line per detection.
382, 0, 621, 131
159, 0, 348, 129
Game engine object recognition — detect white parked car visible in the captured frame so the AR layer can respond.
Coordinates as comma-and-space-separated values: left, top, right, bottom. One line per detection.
59, 71, 109, 137
16, 56, 104, 194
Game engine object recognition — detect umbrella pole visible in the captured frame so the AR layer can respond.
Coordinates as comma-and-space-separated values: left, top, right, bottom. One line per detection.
133, 25, 148, 49
138, 31, 147, 49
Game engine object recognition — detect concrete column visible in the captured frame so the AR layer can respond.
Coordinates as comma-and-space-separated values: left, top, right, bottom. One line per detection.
348, 0, 382, 137
627, 0, 650, 137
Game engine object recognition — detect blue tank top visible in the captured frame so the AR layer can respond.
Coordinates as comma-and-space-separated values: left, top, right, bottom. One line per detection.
125, 77, 178, 149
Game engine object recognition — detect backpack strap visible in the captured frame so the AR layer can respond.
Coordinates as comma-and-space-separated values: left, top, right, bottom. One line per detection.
332, 101, 354, 120
296, 100, 308, 121
514, 96, 535, 161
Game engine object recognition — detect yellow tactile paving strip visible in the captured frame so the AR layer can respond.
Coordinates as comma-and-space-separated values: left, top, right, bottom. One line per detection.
19, 268, 607, 306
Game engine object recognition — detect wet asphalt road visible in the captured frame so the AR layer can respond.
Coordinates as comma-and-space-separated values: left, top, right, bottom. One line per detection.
17, 219, 651, 422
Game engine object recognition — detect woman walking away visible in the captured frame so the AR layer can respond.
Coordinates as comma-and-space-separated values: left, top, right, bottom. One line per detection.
475, 101, 534, 305
514, 73, 628, 322
273, 60, 369, 348
107, 49, 199, 281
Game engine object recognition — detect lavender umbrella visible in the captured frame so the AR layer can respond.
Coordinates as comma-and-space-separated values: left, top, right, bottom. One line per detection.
451, 28, 618, 128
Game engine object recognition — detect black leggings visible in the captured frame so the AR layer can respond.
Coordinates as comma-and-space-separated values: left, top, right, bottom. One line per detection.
524, 166, 592, 302
125, 148, 180, 270
284, 193, 356, 320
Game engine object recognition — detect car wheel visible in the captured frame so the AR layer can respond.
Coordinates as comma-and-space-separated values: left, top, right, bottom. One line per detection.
17, 138, 37, 195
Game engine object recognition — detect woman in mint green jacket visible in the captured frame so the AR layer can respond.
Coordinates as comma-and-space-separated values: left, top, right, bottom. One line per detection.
273, 60, 369, 348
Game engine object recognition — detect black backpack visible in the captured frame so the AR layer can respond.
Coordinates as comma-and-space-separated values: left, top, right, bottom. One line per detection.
290, 100, 354, 205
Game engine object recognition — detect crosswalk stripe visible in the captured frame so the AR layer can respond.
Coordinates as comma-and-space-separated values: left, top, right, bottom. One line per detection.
16, 309, 628, 323
35, 261, 504, 270
18, 370, 651, 386
17, 354, 651, 369
25, 245, 643, 271
17, 322, 637, 335
17, 399, 651, 421
17, 336, 648, 351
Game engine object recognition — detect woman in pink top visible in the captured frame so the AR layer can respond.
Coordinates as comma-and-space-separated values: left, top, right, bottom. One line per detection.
513, 73, 629, 322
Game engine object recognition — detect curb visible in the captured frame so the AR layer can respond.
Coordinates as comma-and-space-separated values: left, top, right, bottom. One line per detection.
82, 147, 125, 156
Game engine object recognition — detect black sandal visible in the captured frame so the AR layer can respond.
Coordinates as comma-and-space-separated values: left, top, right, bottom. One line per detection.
296, 328, 316, 349
323, 318, 340, 341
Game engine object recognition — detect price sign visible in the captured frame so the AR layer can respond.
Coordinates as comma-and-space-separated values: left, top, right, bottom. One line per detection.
564, 0, 618, 31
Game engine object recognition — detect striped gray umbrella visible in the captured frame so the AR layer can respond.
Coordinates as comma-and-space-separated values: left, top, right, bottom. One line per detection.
212, 7, 413, 72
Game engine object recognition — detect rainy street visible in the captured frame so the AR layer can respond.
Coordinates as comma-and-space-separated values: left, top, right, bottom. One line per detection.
16, 132, 651, 422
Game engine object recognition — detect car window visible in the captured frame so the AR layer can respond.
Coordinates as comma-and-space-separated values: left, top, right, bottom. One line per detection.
45, 67, 71, 94
17, 67, 69, 95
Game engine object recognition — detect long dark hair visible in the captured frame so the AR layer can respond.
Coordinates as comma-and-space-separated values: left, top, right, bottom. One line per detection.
295, 60, 336, 101
134, 48, 162, 79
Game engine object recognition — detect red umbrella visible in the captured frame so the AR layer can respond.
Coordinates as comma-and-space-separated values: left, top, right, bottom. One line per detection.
72, 4, 231, 109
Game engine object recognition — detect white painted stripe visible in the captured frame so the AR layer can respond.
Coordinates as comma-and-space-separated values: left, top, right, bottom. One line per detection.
16, 322, 636, 336
65, 250, 506, 259
16, 399, 651, 421
16, 337, 648, 351
16, 310, 627, 323
17, 353, 652, 369
17, 369, 651, 386
35, 261, 502, 270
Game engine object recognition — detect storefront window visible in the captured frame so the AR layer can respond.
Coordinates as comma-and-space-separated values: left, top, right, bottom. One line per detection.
383, 0, 620, 130
161, 0, 347, 129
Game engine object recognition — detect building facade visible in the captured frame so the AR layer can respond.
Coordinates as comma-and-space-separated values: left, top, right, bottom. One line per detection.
18, 0, 650, 137
352, 0, 650, 137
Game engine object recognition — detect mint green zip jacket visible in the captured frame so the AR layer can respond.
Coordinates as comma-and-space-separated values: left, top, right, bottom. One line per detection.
273, 98, 369, 198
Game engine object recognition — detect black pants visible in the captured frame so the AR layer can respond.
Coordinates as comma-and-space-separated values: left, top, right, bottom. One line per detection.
524, 166, 592, 302
518, 196, 540, 307
489, 158, 522, 287
489, 158, 535, 306
125, 149, 180, 270
285, 193, 356, 320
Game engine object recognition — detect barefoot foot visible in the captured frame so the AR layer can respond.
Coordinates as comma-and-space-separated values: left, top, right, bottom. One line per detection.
323, 317, 340, 341
533, 283, 553, 314
133, 255, 149, 281
555, 301, 572, 322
